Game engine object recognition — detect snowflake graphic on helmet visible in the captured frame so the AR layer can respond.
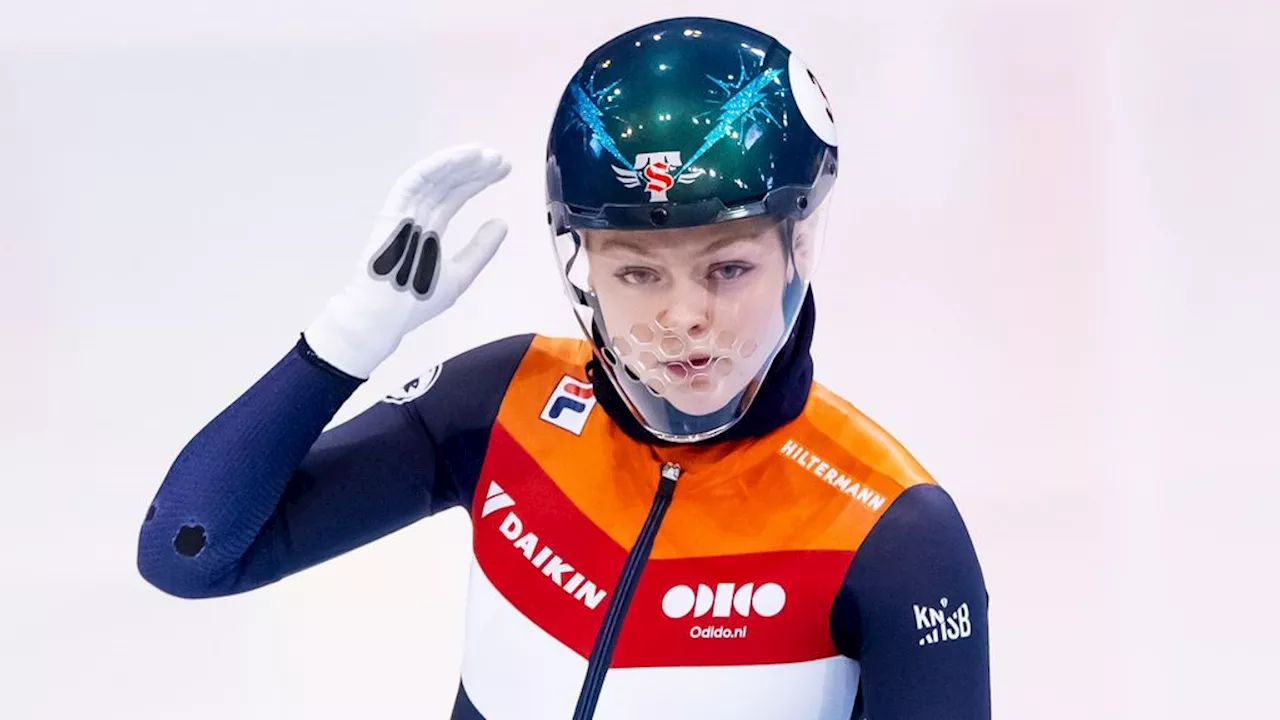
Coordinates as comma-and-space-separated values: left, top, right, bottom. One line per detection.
682, 65, 785, 173
567, 74, 631, 169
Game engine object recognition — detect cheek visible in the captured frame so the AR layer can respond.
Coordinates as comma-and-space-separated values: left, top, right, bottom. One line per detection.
713, 273, 787, 341
588, 271, 633, 334
594, 286, 656, 359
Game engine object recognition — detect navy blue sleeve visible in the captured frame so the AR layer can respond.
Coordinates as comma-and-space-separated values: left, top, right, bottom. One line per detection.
136, 334, 532, 599
832, 484, 991, 719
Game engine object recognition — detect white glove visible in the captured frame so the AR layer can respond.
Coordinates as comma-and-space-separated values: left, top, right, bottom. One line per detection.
304, 144, 512, 379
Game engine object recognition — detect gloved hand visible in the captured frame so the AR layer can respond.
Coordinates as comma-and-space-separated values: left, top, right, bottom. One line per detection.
304, 144, 511, 379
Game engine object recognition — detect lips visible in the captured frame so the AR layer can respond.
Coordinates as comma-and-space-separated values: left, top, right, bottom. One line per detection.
686, 353, 713, 368
667, 352, 713, 366
663, 353, 718, 379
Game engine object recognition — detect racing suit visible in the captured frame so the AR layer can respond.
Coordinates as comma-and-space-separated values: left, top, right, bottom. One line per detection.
136, 293, 991, 719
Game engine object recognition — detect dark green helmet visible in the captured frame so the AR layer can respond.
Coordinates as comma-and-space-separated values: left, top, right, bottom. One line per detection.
545, 17, 839, 442
546, 16, 837, 231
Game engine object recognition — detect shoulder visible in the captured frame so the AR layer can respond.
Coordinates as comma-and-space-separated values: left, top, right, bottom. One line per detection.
799, 384, 981, 575
383, 333, 595, 419
381, 334, 575, 405
785, 382, 982, 578
802, 381, 938, 492
373, 334, 590, 510
488, 334, 601, 439
775, 381, 938, 539
798, 381, 974, 550
476, 333, 594, 401
804, 388, 987, 657
375, 333, 538, 413
513, 334, 594, 375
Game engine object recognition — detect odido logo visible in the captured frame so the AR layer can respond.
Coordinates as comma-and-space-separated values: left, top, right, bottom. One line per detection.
661, 582, 787, 619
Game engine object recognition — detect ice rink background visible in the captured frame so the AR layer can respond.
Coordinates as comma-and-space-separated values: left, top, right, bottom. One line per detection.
2, 1, 1277, 717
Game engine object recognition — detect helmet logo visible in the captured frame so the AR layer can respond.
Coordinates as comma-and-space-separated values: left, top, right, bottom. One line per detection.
613, 151, 705, 202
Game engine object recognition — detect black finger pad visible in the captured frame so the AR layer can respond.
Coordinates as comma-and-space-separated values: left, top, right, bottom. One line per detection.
397, 231, 419, 287
413, 232, 441, 295
174, 524, 207, 558
372, 222, 413, 276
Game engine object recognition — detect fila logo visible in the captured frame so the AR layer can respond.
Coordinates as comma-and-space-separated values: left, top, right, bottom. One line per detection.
914, 597, 972, 646
661, 582, 787, 619
480, 482, 608, 610
611, 151, 706, 202
539, 375, 598, 435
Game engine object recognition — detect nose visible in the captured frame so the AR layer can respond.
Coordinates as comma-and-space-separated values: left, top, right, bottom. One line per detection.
655, 277, 712, 336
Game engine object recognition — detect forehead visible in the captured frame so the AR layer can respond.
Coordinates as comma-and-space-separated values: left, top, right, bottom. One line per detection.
582, 214, 784, 254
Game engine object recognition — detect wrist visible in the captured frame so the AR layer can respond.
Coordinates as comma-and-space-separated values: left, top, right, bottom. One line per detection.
302, 294, 402, 380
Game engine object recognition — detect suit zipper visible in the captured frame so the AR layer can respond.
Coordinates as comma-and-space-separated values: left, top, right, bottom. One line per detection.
571, 461, 682, 720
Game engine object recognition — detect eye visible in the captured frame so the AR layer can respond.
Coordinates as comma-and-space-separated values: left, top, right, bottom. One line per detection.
709, 263, 754, 282
617, 267, 662, 285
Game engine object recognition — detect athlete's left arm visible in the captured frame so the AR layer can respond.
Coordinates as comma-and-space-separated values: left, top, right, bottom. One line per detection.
831, 484, 991, 719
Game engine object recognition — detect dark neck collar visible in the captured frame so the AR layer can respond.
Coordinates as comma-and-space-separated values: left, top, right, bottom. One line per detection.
586, 289, 816, 447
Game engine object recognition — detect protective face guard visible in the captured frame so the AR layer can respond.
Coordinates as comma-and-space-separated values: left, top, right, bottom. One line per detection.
549, 184, 831, 443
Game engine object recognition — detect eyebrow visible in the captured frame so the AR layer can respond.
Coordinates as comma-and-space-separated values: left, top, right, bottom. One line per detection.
597, 237, 655, 257
700, 235, 761, 255
596, 233, 764, 258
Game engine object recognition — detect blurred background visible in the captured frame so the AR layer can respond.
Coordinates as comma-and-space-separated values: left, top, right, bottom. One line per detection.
2, 0, 1277, 717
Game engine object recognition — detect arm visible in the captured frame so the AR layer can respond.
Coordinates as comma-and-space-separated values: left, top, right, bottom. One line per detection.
136, 334, 531, 599
832, 485, 991, 719
135, 143, 516, 599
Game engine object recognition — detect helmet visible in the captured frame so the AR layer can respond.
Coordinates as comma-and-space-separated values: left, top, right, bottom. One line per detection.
545, 16, 838, 443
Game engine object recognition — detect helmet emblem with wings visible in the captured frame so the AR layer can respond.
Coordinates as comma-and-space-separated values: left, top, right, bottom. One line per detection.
612, 151, 706, 202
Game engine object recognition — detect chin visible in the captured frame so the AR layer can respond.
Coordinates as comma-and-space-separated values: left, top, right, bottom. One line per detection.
661, 384, 747, 418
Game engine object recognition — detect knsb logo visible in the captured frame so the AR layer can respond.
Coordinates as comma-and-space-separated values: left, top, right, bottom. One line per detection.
480, 482, 608, 610
612, 151, 706, 202
662, 582, 786, 640
539, 375, 597, 436
914, 597, 972, 646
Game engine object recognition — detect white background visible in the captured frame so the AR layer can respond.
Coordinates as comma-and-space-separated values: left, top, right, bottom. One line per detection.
2, 0, 1278, 717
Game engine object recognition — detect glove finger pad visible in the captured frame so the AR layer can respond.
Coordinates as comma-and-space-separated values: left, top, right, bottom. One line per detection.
371, 220, 414, 277
396, 231, 420, 287
412, 232, 442, 296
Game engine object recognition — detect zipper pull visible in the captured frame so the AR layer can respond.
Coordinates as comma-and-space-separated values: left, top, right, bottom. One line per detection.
658, 462, 682, 501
